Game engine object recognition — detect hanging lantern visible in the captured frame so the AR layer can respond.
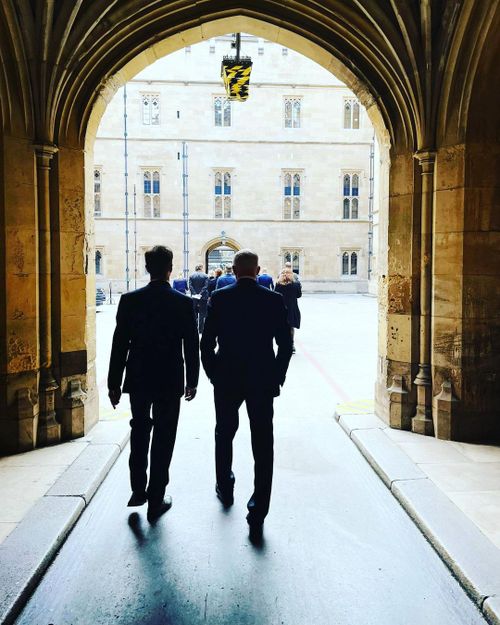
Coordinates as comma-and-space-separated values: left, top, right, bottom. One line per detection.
221, 34, 253, 101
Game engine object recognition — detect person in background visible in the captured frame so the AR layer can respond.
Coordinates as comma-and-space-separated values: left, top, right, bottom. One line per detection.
207, 267, 223, 299
257, 268, 274, 290
189, 264, 209, 333
172, 272, 188, 294
274, 269, 302, 354
215, 264, 237, 290
282, 261, 299, 281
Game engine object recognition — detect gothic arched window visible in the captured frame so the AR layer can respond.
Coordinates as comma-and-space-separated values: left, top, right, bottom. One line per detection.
284, 97, 301, 128
344, 98, 361, 129
283, 171, 302, 219
214, 170, 232, 218
142, 94, 160, 125
143, 169, 160, 218
214, 96, 231, 127
94, 169, 102, 217
342, 172, 360, 219
342, 252, 349, 275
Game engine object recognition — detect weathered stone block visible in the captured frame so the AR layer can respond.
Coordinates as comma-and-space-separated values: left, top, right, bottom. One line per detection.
463, 231, 500, 276
434, 144, 465, 191
386, 314, 413, 362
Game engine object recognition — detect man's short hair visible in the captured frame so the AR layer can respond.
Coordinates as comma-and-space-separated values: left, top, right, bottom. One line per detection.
195, 264, 203, 271
225, 264, 233, 273
233, 249, 259, 273
145, 245, 173, 277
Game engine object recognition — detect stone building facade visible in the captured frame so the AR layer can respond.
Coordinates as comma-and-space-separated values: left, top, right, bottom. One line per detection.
93, 36, 378, 293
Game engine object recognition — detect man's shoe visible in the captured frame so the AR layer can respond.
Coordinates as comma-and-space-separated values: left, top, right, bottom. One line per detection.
215, 471, 235, 506
246, 513, 264, 544
147, 495, 172, 523
215, 483, 234, 507
127, 491, 147, 507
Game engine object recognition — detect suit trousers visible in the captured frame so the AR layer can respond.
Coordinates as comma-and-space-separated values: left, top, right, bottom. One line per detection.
193, 298, 207, 333
129, 393, 181, 504
214, 387, 274, 520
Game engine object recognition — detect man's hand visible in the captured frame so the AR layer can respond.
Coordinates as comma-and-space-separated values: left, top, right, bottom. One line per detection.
184, 386, 197, 401
109, 388, 122, 408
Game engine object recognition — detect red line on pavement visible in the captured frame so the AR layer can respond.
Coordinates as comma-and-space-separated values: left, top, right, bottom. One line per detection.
295, 338, 351, 403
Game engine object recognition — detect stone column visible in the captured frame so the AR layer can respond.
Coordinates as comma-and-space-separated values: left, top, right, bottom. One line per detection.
34, 144, 61, 446
412, 150, 436, 436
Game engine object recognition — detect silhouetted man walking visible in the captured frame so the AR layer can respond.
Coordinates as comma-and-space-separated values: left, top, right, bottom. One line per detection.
201, 249, 293, 538
108, 246, 199, 522
189, 263, 209, 333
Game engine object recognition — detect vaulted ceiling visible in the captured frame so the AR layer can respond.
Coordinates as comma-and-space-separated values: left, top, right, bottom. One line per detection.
0, 1, 498, 151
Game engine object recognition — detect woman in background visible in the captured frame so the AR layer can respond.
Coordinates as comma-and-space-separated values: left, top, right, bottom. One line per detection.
274, 270, 302, 354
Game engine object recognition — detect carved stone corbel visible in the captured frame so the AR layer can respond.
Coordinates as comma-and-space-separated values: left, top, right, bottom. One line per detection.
61, 379, 87, 440
16, 388, 39, 451
387, 374, 412, 430
432, 380, 458, 440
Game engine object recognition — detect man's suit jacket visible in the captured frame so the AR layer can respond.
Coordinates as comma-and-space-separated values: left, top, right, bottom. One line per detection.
200, 278, 293, 397
108, 281, 200, 397
257, 273, 274, 290
189, 271, 209, 299
215, 274, 237, 290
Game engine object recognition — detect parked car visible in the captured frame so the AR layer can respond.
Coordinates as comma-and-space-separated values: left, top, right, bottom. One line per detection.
96, 288, 106, 306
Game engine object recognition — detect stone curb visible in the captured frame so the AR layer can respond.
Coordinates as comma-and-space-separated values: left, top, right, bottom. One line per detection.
336, 410, 500, 625
0, 420, 129, 625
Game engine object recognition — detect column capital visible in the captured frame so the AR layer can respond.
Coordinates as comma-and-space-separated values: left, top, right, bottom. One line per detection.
414, 149, 436, 174
34, 143, 58, 168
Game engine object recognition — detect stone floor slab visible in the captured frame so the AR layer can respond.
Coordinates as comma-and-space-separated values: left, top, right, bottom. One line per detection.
338, 412, 387, 435
81, 418, 130, 450
446, 491, 500, 549
46, 444, 120, 503
351, 428, 426, 487
0, 441, 88, 468
392, 478, 500, 606
0, 496, 84, 625
450, 442, 500, 463
397, 440, 472, 464
420, 462, 500, 492
0, 465, 68, 523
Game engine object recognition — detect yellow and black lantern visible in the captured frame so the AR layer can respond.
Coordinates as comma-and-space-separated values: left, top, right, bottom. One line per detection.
221, 34, 253, 101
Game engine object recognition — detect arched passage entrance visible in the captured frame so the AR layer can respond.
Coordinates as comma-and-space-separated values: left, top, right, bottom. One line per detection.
1, 2, 499, 453
204, 236, 241, 274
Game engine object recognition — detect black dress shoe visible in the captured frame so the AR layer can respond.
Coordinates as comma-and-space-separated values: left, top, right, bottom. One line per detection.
215, 471, 235, 506
246, 513, 264, 544
127, 491, 147, 507
215, 483, 234, 506
147, 495, 172, 523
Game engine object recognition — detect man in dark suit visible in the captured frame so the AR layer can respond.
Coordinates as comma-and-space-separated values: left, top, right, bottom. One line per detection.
189, 264, 209, 333
257, 268, 274, 290
108, 246, 199, 522
201, 250, 293, 537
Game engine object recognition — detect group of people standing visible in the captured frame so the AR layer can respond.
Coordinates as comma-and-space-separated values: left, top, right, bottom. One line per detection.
108, 246, 295, 540
172, 261, 302, 352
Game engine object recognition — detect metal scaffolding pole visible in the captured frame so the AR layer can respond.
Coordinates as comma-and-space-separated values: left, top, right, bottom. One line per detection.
123, 84, 130, 292
182, 141, 189, 278
368, 133, 375, 281
133, 184, 137, 289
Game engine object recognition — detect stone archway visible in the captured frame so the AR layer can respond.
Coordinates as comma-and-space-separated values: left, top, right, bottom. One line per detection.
203, 236, 241, 274
1, 2, 499, 453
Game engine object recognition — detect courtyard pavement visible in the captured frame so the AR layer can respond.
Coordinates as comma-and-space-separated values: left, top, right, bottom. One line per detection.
4, 294, 496, 625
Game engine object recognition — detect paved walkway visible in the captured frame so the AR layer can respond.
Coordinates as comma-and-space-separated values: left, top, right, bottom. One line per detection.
13, 295, 488, 624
